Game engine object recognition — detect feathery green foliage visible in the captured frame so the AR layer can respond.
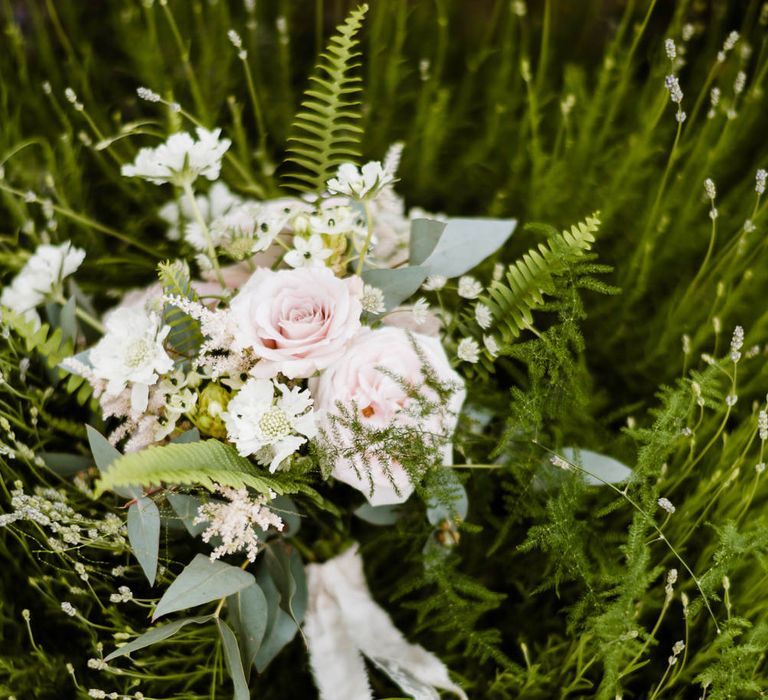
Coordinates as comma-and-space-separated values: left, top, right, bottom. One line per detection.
158, 259, 205, 357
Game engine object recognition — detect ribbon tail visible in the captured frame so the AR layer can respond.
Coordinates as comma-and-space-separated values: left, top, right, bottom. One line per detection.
304, 561, 373, 700
325, 544, 469, 700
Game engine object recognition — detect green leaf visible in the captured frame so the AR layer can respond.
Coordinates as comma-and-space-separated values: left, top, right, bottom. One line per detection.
158, 259, 204, 357
409, 218, 446, 265
59, 296, 78, 343
153, 554, 255, 621
172, 428, 201, 444
271, 495, 301, 537
104, 616, 213, 662
421, 218, 517, 278
166, 493, 209, 536
217, 619, 250, 700
264, 542, 308, 628
354, 501, 402, 525
41, 452, 92, 476
425, 469, 468, 525
561, 447, 633, 485
227, 583, 269, 672
253, 564, 298, 672
128, 496, 161, 586
94, 439, 285, 497
283, 4, 369, 192
86, 425, 140, 500
361, 266, 428, 311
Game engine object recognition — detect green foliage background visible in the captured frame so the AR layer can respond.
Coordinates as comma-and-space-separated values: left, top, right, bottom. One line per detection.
2, 0, 768, 698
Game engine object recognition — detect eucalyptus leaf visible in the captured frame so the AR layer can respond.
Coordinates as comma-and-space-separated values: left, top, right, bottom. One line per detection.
216, 619, 250, 700
354, 501, 402, 526
409, 218, 446, 265
227, 582, 269, 672
104, 616, 212, 662
254, 564, 298, 672
420, 218, 517, 278
361, 266, 428, 312
172, 428, 201, 444
59, 296, 78, 343
264, 543, 308, 627
127, 496, 160, 586
425, 470, 468, 526
153, 554, 255, 620
271, 495, 301, 537
41, 452, 92, 476
60, 349, 92, 377
166, 493, 209, 536
561, 447, 633, 485
85, 425, 140, 500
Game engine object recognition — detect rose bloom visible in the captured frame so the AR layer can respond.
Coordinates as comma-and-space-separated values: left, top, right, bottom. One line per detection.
230, 266, 363, 379
310, 326, 465, 506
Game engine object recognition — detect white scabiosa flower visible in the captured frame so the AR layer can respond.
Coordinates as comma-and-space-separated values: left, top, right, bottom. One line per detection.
284, 234, 333, 269
0, 242, 85, 327
326, 161, 395, 200
121, 128, 231, 186
223, 378, 319, 471
474, 303, 493, 329
457, 337, 480, 363
195, 484, 283, 562
89, 307, 174, 414
458, 276, 483, 299
361, 284, 386, 314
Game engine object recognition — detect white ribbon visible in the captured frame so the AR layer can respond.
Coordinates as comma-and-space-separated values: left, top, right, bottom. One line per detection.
304, 543, 468, 700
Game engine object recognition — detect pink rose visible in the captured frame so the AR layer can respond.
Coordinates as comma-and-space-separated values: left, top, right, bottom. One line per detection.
230, 266, 363, 379
309, 326, 465, 505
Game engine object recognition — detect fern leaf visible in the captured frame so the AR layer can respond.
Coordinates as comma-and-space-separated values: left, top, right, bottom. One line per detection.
283, 4, 368, 193
93, 439, 286, 497
484, 213, 601, 343
158, 260, 205, 357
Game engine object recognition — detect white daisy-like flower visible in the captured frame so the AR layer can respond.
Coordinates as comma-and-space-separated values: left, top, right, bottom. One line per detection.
121, 128, 231, 186
458, 275, 483, 299
194, 484, 284, 562
457, 337, 480, 363
412, 297, 429, 325
326, 161, 395, 200
361, 284, 386, 314
89, 307, 174, 414
483, 334, 500, 358
304, 202, 363, 236
422, 274, 447, 291
475, 303, 493, 329
284, 234, 333, 268
208, 201, 289, 257
223, 378, 320, 471
1, 242, 85, 327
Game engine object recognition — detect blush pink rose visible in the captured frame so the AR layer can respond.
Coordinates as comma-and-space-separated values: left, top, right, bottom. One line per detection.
230, 266, 363, 379
309, 326, 465, 506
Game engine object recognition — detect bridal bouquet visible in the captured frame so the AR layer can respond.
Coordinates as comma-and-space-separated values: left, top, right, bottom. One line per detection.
6, 2, 764, 699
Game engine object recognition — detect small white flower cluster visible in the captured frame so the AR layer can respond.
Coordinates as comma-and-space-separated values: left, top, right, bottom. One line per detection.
195, 484, 284, 562
657, 497, 676, 514
109, 586, 133, 604
0, 481, 127, 550
668, 640, 685, 666
717, 30, 739, 63
757, 169, 767, 195
730, 325, 744, 362
664, 75, 686, 122
0, 242, 85, 328
665, 568, 678, 598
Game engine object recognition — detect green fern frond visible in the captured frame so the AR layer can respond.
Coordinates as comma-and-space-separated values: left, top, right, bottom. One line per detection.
158, 260, 204, 357
283, 4, 368, 193
94, 439, 287, 497
484, 213, 601, 343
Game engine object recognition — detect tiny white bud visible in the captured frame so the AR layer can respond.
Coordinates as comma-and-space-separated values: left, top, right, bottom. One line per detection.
665, 38, 677, 60
657, 497, 676, 514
